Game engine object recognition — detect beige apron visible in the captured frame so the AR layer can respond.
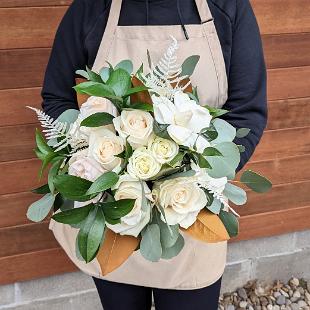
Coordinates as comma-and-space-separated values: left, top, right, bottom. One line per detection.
49, 0, 228, 289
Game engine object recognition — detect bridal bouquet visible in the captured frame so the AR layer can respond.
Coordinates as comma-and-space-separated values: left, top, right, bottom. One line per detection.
27, 37, 271, 272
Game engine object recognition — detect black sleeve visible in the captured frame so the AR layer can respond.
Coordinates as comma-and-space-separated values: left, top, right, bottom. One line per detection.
41, 0, 88, 119
221, 0, 268, 172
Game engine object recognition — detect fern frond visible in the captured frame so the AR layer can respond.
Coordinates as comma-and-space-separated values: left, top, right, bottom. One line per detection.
140, 36, 189, 99
27, 106, 88, 153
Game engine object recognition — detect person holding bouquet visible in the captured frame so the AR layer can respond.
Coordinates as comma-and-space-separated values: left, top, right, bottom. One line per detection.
39, 0, 267, 309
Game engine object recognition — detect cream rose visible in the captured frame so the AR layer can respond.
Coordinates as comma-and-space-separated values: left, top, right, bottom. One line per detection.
127, 147, 161, 180
113, 110, 154, 149
153, 177, 208, 229
106, 174, 152, 237
147, 135, 179, 164
68, 148, 106, 182
88, 128, 124, 173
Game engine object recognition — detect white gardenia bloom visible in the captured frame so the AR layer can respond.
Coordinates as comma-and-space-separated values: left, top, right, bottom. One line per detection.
88, 128, 124, 173
147, 135, 179, 164
106, 174, 152, 237
113, 110, 154, 149
68, 148, 106, 182
153, 177, 208, 229
152, 91, 212, 152
127, 147, 161, 180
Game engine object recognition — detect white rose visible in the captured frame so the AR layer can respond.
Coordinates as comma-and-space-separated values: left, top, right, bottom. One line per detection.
152, 91, 212, 152
127, 147, 161, 180
106, 174, 152, 237
153, 177, 207, 229
147, 135, 179, 164
80, 96, 118, 119
68, 148, 106, 182
88, 128, 124, 173
113, 110, 153, 149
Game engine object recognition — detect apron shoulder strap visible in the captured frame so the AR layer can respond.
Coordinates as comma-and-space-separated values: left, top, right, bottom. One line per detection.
194, 0, 213, 23
104, 0, 123, 38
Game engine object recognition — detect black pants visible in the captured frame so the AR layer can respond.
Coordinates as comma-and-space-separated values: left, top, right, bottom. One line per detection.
93, 276, 222, 310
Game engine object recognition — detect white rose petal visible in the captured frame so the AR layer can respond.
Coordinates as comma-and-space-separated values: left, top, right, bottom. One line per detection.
106, 174, 152, 237
153, 177, 207, 229
127, 147, 161, 180
113, 110, 154, 149
147, 135, 179, 164
80, 96, 118, 118
88, 128, 124, 173
68, 148, 106, 182
152, 95, 176, 124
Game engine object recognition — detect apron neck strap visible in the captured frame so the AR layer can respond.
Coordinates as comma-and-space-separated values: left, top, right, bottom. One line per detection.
194, 0, 213, 23
104, 0, 213, 34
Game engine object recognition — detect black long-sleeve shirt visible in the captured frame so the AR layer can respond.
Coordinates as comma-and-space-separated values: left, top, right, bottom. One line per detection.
41, 0, 267, 172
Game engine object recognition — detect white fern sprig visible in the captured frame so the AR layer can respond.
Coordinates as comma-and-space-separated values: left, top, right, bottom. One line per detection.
140, 36, 190, 99
27, 106, 88, 153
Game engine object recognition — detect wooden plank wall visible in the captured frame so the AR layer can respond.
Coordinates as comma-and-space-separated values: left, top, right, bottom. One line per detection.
0, 0, 309, 284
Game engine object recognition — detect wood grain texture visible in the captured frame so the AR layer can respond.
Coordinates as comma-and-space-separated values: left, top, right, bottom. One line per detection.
0, 247, 76, 285
0, 0, 71, 7
0, 7, 66, 49
235, 205, 310, 241
0, 87, 42, 126
262, 33, 310, 69
251, 0, 310, 35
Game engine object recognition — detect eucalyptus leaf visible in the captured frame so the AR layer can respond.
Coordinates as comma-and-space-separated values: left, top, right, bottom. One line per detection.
52, 203, 93, 224
157, 216, 179, 248
181, 55, 200, 76
211, 119, 236, 144
57, 109, 79, 125
237, 145, 246, 153
75, 69, 89, 80
27, 193, 55, 222
236, 127, 251, 138
140, 224, 162, 262
115, 60, 133, 74
86, 172, 119, 195
99, 67, 110, 83
240, 170, 272, 193
219, 210, 239, 238
153, 122, 171, 140
161, 234, 185, 259
80, 112, 114, 127
223, 182, 247, 205
207, 198, 222, 214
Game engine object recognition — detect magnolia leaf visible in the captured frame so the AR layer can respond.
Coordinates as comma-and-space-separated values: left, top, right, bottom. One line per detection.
99, 199, 135, 224
161, 234, 185, 259
57, 109, 79, 125
86, 208, 106, 262
86, 66, 103, 83
115, 60, 133, 75
107, 68, 131, 97
31, 184, 50, 194
53, 193, 64, 211
99, 67, 111, 83
86, 172, 119, 195
52, 203, 93, 224
223, 182, 247, 205
77, 205, 97, 262
80, 112, 114, 127
96, 228, 140, 276
27, 193, 55, 222
211, 119, 236, 144
236, 127, 251, 138
140, 224, 162, 262
183, 209, 230, 243
54, 175, 93, 201
206, 142, 240, 178
219, 210, 239, 238
240, 170, 272, 193
181, 55, 200, 76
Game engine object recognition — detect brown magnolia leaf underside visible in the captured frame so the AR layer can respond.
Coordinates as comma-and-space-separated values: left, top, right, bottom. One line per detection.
75, 77, 89, 108
96, 228, 140, 276
130, 76, 153, 105
171, 77, 193, 93
183, 209, 230, 243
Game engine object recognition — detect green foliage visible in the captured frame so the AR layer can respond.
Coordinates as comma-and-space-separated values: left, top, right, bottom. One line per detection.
207, 198, 222, 214
48, 159, 63, 194
140, 224, 162, 262
240, 170, 272, 193
80, 112, 114, 127
202, 147, 223, 157
27, 193, 55, 222
31, 184, 50, 194
211, 119, 236, 144
161, 234, 184, 259
99, 67, 111, 83
126, 103, 153, 112
86, 172, 119, 195
236, 127, 251, 138
181, 55, 200, 76
106, 68, 131, 97
86, 66, 103, 83
153, 121, 171, 140
203, 105, 229, 118
219, 210, 239, 238
115, 60, 133, 75
57, 109, 80, 125
223, 183, 247, 205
